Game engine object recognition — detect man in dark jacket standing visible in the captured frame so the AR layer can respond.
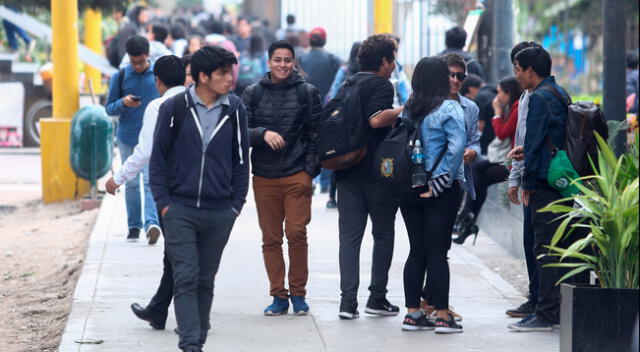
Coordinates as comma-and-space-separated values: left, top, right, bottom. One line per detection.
507, 46, 570, 332
439, 26, 485, 80
241, 40, 322, 317
150, 45, 249, 352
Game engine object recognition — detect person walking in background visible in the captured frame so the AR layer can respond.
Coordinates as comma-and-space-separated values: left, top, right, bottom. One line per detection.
105, 35, 160, 243
1, 6, 35, 62
276, 14, 301, 41
390, 36, 411, 107
336, 34, 403, 320
242, 40, 322, 317
399, 56, 466, 334
109, 4, 149, 68
299, 27, 342, 195
453, 76, 522, 245
120, 23, 172, 68
150, 45, 249, 352
460, 74, 497, 154
232, 17, 252, 53
439, 26, 485, 80
235, 34, 268, 96
103, 55, 186, 330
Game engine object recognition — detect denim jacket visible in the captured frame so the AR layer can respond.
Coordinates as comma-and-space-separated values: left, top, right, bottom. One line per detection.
523, 76, 570, 191
419, 100, 467, 187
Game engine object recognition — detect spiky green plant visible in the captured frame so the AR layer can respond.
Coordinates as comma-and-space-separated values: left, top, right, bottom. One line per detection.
540, 132, 639, 289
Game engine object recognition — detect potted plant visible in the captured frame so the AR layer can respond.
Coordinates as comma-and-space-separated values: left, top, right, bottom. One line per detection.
541, 133, 639, 352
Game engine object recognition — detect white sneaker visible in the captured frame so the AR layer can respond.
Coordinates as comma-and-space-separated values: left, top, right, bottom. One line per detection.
146, 225, 162, 245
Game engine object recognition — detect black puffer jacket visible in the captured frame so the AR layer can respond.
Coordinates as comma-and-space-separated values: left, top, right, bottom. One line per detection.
242, 70, 322, 178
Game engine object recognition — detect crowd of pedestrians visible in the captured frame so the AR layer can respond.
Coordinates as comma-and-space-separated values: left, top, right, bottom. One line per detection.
100, 3, 596, 351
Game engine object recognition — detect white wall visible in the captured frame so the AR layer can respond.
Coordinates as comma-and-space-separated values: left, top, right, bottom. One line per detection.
281, 0, 370, 61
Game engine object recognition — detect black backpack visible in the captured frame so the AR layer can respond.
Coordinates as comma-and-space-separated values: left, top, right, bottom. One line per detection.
374, 114, 447, 199
541, 86, 608, 177
317, 74, 375, 170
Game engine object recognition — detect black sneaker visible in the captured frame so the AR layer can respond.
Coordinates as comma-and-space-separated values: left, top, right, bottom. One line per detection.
338, 300, 359, 319
326, 199, 337, 209
127, 228, 140, 242
435, 316, 463, 334
365, 297, 400, 316
506, 300, 536, 318
402, 313, 435, 331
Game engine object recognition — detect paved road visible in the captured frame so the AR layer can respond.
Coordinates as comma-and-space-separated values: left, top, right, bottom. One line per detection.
59, 186, 559, 352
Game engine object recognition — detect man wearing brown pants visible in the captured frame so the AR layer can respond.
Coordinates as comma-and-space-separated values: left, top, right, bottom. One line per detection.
241, 41, 322, 315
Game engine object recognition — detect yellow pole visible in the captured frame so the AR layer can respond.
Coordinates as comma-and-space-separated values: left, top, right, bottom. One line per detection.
373, 0, 394, 34
83, 8, 104, 94
41, 0, 88, 203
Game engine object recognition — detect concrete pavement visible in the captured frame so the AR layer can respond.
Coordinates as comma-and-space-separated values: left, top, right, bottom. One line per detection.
59, 187, 559, 352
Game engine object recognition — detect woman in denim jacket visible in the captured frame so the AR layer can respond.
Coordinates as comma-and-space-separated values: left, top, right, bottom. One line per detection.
399, 57, 467, 333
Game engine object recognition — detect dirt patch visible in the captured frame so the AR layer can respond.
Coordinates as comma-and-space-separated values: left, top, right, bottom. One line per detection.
0, 198, 98, 352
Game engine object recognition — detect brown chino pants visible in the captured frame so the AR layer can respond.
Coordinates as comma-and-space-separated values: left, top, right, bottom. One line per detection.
253, 171, 312, 298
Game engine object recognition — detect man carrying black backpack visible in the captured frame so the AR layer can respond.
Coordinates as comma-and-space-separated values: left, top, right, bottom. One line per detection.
507, 46, 571, 333
241, 40, 323, 317
334, 34, 404, 320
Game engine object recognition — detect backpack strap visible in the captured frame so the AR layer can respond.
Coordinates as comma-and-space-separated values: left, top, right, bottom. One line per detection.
251, 84, 265, 111
296, 83, 312, 108
118, 68, 125, 97
429, 141, 449, 174
538, 85, 569, 155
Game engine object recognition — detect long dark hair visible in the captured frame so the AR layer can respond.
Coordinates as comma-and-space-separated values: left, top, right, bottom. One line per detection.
498, 76, 523, 118
346, 41, 361, 77
406, 57, 450, 119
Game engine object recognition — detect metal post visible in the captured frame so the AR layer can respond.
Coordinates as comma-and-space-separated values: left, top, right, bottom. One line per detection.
603, 0, 627, 156
41, 0, 88, 203
373, 0, 393, 34
83, 8, 104, 94
491, 0, 513, 83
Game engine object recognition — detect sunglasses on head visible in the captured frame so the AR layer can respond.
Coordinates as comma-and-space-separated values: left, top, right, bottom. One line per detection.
449, 72, 467, 81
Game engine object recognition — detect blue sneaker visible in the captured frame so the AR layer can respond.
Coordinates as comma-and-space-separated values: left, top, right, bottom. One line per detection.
507, 313, 553, 332
264, 296, 289, 316
290, 296, 310, 315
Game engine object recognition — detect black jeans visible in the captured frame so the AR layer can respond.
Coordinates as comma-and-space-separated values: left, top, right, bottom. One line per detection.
164, 203, 236, 351
529, 182, 569, 324
145, 210, 174, 325
337, 179, 398, 303
522, 205, 539, 304
401, 183, 461, 310
461, 160, 509, 221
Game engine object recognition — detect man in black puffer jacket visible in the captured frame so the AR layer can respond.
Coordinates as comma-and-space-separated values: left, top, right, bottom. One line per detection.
241, 40, 322, 317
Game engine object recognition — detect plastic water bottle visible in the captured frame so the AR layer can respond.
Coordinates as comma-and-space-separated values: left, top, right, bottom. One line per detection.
411, 140, 427, 188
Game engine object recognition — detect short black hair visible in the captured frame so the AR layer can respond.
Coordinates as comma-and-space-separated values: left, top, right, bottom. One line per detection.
210, 20, 224, 35
150, 24, 169, 43
180, 54, 192, 67
627, 51, 639, 70
358, 34, 397, 72
309, 33, 326, 48
442, 52, 466, 72
286, 14, 295, 25
191, 45, 238, 84
153, 55, 185, 88
268, 40, 295, 59
514, 46, 552, 78
125, 35, 149, 56
170, 23, 186, 40
460, 73, 484, 96
510, 41, 539, 63
445, 26, 467, 49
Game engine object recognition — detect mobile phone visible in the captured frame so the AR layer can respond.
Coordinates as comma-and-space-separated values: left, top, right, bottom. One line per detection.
130, 95, 141, 102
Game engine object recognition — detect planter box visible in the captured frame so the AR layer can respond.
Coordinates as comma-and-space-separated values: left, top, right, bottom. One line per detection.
561, 283, 639, 352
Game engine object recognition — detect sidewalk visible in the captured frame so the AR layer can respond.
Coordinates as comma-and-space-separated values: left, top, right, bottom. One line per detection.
59, 189, 559, 352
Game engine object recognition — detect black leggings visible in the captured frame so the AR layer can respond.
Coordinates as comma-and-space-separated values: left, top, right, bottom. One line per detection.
463, 159, 509, 220
400, 182, 461, 310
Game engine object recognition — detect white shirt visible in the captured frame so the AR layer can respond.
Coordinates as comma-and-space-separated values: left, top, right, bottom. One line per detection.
114, 86, 186, 185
